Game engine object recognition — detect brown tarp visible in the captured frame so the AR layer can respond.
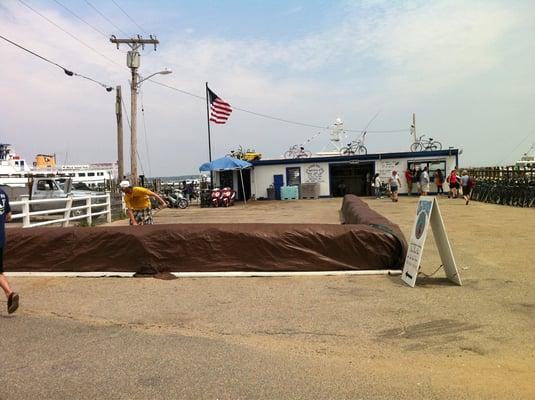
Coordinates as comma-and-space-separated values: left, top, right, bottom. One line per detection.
5, 196, 407, 273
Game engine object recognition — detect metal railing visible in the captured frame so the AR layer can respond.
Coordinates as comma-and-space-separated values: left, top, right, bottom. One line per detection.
10, 193, 112, 228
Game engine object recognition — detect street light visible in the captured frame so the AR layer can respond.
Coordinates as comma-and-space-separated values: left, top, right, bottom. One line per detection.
129, 68, 172, 185
137, 68, 172, 86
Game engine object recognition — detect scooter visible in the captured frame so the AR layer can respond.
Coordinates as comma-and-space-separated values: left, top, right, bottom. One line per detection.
165, 190, 189, 209
211, 188, 222, 207
220, 187, 236, 207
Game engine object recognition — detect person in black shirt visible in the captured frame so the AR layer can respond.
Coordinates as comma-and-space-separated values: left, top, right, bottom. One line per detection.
0, 188, 19, 314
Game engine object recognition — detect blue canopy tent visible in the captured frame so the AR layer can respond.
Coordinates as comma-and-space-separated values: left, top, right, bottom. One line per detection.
199, 156, 252, 204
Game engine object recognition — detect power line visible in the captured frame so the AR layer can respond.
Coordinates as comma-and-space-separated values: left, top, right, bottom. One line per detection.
120, 96, 145, 176
17, 0, 122, 69
51, 0, 108, 39
83, 0, 129, 37
110, 0, 149, 36
497, 128, 535, 165
147, 79, 409, 134
0, 33, 112, 91
140, 88, 152, 177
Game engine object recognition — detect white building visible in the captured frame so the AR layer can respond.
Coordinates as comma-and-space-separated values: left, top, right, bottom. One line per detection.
211, 149, 459, 200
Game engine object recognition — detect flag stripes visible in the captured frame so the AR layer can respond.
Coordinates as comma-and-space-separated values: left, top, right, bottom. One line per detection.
208, 87, 232, 124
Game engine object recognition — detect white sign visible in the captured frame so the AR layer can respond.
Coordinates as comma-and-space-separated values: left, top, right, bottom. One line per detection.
402, 196, 462, 287
376, 159, 401, 181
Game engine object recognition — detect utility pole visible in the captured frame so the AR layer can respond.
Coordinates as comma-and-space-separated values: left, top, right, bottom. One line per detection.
110, 35, 159, 186
411, 113, 417, 144
115, 85, 124, 181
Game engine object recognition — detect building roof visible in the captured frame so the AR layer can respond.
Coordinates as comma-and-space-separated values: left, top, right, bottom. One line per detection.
251, 149, 459, 167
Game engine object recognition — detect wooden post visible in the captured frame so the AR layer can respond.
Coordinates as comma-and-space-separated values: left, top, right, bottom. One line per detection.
63, 197, 73, 227
115, 86, 124, 181
106, 192, 112, 224
85, 197, 92, 226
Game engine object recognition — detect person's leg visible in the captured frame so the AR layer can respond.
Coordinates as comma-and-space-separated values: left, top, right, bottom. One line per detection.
0, 249, 12, 298
0, 274, 13, 298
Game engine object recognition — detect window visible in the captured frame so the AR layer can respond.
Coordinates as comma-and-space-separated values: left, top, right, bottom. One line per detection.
37, 180, 57, 191
87, 172, 95, 177
78, 173, 86, 177
408, 159, 447, 181
20, 161, 25, 166
286, 167, 301, 186
97, 172, 104, 176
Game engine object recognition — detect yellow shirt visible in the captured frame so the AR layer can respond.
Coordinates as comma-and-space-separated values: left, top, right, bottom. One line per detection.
124, 187, 153, 210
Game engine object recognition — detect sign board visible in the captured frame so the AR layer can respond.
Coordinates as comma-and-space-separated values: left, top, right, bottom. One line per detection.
402, 196, 462, 287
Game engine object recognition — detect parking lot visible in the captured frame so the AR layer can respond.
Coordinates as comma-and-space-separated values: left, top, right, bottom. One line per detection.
1, 197, 534, 399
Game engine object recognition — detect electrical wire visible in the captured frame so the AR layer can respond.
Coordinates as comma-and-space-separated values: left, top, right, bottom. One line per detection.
83, 0, 129, 37
148, 79, 409, 134
17, 0, 123, 69
110, 0, 149, 36
120, 96, 145, 176
497, 128, 535, 165
140, 88, 152, 177
0, 33, 112, 91
51, 0, 108, 39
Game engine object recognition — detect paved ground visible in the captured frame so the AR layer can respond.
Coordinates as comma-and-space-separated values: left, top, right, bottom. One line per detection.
1, 196, 534, 399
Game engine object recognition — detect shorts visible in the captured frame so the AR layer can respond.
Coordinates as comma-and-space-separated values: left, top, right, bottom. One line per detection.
130, 208, 154, 225
422, 183, 430, 192
451, 182, 459, 189
463, 186, 470, 196
0, 247, 3, 274
390, 185, 398, 193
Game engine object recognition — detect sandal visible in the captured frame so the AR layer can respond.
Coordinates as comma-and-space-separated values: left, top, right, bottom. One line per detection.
7, 292, 19, 314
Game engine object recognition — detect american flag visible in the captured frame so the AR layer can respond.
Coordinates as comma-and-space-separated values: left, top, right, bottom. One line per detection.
208, 87, 232, 124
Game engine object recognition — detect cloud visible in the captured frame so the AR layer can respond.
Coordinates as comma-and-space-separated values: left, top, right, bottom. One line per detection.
0, 0, 534, 175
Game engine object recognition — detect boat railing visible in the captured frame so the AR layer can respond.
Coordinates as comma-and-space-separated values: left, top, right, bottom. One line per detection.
10, 192, 111, 228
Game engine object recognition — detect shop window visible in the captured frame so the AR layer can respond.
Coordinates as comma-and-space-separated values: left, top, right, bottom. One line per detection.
286, 167, 301, 186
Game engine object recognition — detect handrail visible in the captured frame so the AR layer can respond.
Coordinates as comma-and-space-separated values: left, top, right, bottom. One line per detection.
9, 192, 112, 228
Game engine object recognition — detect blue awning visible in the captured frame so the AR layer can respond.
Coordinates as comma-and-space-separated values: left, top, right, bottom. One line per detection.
199, 156, 252, 172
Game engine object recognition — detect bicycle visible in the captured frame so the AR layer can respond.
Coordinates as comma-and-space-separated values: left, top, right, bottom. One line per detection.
284, 145, 312, 159
340, 132, 368, 156
227, 145, 245, 160
410, 135, 443, 152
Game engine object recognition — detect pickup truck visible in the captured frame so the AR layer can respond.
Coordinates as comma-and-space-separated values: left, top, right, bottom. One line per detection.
2, 177, 102, 213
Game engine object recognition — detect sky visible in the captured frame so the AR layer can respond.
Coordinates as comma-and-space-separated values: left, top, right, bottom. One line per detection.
1, 0, 534, 176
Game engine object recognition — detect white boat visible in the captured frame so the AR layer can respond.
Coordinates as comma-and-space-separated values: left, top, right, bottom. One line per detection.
59, 163, 117, 189
516, 143, 535, 167
0, 144, 33, 187
0, 144, 117, 189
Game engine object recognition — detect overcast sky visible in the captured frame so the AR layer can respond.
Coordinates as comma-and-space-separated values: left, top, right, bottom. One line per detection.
1, 0, 534, 176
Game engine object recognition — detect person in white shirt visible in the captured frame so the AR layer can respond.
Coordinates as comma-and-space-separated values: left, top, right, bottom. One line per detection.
389, 170, 402, 202
372, 173, 381, 198
420, 167, 430, 195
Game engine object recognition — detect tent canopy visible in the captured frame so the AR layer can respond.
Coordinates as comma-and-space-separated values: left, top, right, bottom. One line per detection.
199, 156, 252, 172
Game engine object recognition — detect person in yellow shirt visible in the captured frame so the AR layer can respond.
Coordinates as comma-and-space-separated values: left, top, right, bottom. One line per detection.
119, 180, 167, 225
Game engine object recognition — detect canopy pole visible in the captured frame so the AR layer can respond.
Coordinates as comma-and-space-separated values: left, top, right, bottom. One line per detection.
240, 168, 246, 205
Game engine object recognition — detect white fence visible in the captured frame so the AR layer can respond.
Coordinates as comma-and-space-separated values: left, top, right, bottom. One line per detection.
10, 193, 112, 228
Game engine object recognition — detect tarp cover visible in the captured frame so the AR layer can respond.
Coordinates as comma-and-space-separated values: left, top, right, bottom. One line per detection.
5, 195, 407, 273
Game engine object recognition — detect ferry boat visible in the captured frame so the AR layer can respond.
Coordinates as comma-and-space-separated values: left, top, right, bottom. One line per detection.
0, 144, 33, 187
0, 144, 117, 189
516, 143, 535, 167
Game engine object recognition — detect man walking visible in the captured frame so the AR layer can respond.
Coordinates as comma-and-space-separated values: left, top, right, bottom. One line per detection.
0, 188, 19, 314
119, 181, 167, 225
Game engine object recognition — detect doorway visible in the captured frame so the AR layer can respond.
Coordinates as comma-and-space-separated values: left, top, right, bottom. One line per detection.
329, 162, 374, 197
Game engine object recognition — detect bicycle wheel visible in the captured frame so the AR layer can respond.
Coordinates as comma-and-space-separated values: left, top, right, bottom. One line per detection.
410, 142, 423, 152
304, 150, 312, 158
340, 147, 350, 156
357, 145, 367, 155
284, 151, 293, 159
432, 141, 443, 150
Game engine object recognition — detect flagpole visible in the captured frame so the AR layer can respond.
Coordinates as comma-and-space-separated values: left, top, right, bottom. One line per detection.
205, 82, 214, 188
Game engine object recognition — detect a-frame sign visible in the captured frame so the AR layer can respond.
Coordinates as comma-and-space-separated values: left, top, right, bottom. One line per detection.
401, 197, 462, 287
